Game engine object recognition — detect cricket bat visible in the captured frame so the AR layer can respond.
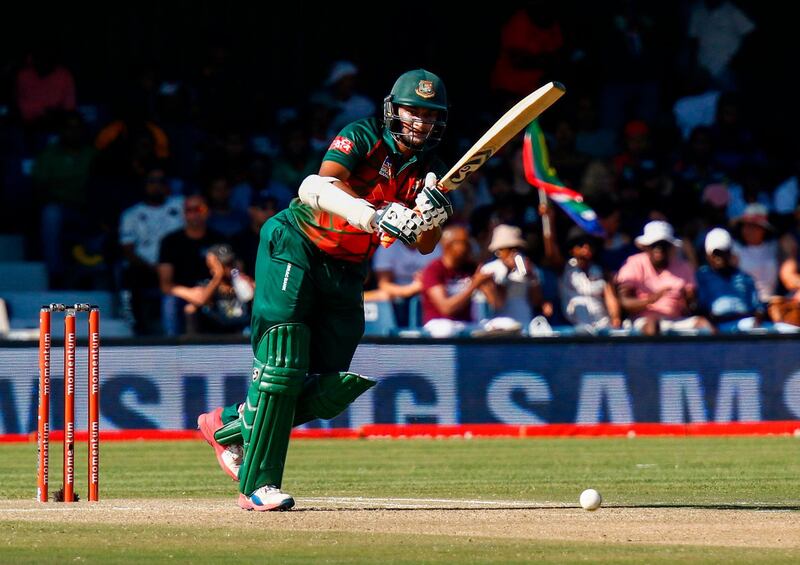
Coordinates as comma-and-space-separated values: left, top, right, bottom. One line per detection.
439, 81, 565, 192
380, 81, 565, 247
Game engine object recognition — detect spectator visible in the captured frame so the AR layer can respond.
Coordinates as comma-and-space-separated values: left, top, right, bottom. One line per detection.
367, 237, 442, 327
15, 47, 76, 126
588, 194, 638, 275
95, 103, 169, 165
204, 174, 249, 237
686, 182, 731, 265
92, 101, 171, 226
321, 61, 377, 136
696, 228, 764, 332
726, 165, 772, 222
184, 244, 254, 335
118, 164, 185, 335
480, 224, 544, 328
31, 112, 96, 286
558, 227, 622, 332
617, 220, 712, 335
732, 203, 793, 303
421, 225, 498, 337
157, 194, 227, 335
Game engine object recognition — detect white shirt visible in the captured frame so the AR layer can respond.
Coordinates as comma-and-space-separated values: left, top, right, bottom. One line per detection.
119, 196, 185, 265
372, 243, 441, 285
559, 258, 609, 327
688, 1, 755, 77
734, 241, 778, 302
480, 258, 537, 325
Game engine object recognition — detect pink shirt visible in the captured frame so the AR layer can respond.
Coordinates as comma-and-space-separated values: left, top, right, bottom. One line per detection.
617, 252, 696, 319
16, 66, 76, 122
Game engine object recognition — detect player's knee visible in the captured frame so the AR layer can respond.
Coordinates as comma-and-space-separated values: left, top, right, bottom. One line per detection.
253, 323, 311, 395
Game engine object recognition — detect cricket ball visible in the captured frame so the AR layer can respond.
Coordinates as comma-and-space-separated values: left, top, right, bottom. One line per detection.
579, 488, 602, 511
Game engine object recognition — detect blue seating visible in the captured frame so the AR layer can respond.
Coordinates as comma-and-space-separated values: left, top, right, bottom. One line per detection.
0, 262, 48, 291
364, 300, 398, 336
1, 291, 116, 319
407, 295, 422, 329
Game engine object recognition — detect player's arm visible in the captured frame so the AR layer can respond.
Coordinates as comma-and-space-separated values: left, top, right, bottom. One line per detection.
298, 165, 377, 234
300, 163, 427, 247
318, 160, 358, 197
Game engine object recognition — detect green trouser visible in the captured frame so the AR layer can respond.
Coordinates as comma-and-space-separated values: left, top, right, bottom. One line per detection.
229, 210, 367, 493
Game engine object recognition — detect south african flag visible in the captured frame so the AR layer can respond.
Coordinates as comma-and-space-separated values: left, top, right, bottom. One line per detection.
522, 120, 605, 237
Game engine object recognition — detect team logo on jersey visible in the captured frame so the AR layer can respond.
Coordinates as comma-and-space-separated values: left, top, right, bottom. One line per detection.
416, 80, 435, 99
379, 157, 392, 179
329, 136, 354, 154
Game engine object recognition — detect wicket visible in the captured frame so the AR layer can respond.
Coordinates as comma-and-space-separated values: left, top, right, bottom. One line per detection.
37, 303, 100, 503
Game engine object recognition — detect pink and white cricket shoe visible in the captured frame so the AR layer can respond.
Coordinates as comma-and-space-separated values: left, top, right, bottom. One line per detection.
196, 407, 242, 481
238, 486, 295, 511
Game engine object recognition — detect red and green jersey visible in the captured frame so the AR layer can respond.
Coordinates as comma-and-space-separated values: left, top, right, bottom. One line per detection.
290, 118, 445, 263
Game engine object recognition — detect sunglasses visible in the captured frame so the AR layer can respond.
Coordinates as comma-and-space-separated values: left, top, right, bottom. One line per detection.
649, 241, 672, 250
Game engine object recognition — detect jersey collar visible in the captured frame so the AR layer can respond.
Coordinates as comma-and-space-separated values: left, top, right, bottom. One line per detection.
382, 128, 421, 171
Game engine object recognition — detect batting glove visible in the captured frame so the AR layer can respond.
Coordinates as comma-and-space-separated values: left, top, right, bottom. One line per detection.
374, 202, 425, 246
415, 172, 453, 230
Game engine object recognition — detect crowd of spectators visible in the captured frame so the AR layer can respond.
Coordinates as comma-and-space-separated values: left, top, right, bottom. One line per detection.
2, 1, 799, 338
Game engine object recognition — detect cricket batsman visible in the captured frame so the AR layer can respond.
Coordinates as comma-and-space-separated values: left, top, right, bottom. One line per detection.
196, 69, 453, 511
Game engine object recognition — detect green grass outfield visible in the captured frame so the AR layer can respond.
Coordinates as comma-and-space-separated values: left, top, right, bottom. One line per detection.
2, 437, 800, 563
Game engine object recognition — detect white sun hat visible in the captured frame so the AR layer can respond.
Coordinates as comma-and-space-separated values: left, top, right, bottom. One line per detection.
635, 220, 681, 247
488, 224, 527, 253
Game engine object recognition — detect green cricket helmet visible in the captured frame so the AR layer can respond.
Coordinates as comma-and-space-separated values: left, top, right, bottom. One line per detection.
383, 69, 448, 151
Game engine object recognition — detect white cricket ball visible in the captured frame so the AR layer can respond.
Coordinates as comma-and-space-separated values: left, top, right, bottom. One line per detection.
579, 488, 602, 511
